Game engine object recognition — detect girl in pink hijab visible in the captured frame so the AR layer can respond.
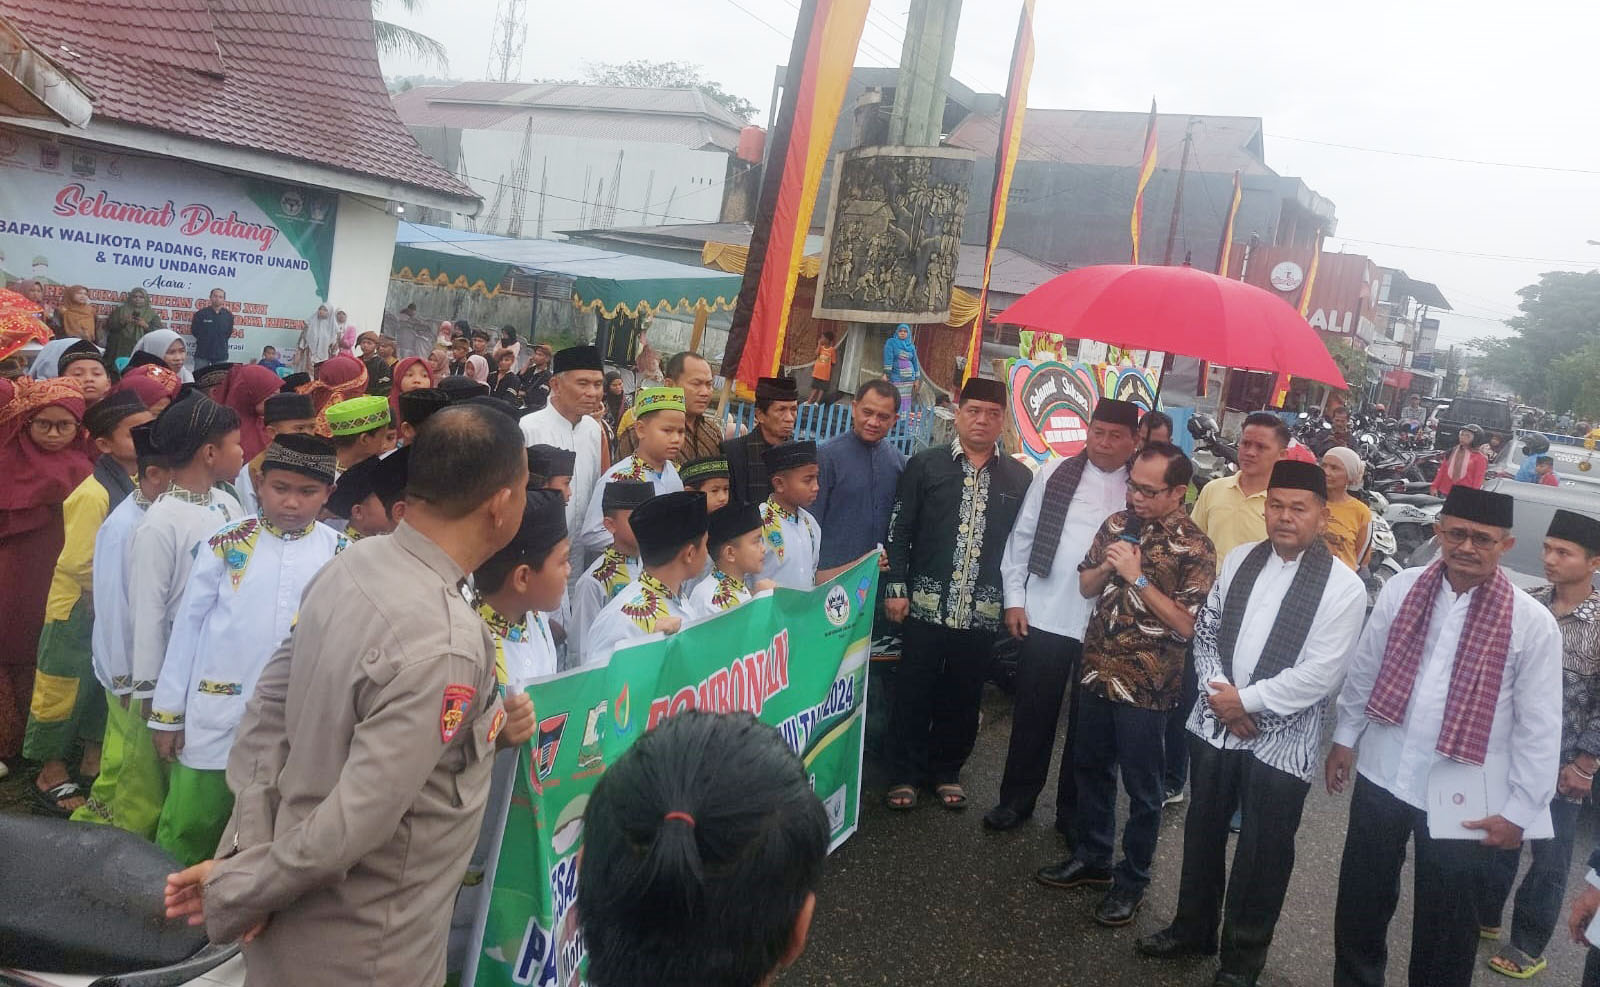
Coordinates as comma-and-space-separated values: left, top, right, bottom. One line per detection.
465, 353, 490, 384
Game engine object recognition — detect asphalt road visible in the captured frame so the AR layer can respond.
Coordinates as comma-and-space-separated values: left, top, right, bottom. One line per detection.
786, 683, 1597, 987
2, 681, 1592, 987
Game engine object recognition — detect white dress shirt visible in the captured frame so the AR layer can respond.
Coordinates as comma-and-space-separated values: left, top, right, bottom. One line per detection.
566, 548, 637, 665
584, 573, 688, 665
1186, 541, 1368, 779
496, 612, 559, 689
577, 456, 683, 553
1000, 458, 1129, 639
758, 499, 821, 591
1333, 566, 1564, 829
234, 463, 257, 515
519, 403, 605, 537
685, 568, 754, 619
128, 488, 244, 698
150, 517, 346, 769
90, 494, 148, 695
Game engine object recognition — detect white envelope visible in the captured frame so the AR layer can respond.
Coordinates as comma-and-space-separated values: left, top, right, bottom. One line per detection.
1426, 754, 1554, 841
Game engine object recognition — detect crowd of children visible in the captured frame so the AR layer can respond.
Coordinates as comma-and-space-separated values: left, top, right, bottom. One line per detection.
3, 337, 851, 878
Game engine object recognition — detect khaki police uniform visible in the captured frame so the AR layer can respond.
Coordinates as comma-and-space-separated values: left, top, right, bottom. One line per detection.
202, 521, 504, 987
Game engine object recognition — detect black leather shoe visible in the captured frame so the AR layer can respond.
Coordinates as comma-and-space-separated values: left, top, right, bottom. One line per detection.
1133, 926, 1216, 959
1212, 972, 1257, 987
982, 805, 1031, 831
1093, 887, 1143, 927
1035, 858, 1114, 890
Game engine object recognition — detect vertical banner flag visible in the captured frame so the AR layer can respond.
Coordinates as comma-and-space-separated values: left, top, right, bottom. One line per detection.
720, 0, 871, 386
461, 554, 879, 987
961, 0, 1037, 384
1272, 231, 1323, 406
1197, 170, 1242, 397
1128, 99, 1159, 264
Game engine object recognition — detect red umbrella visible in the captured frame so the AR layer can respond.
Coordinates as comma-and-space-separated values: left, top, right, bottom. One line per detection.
993, 264, 1347, 387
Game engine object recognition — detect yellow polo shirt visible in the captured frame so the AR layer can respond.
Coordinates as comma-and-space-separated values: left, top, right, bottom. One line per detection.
1190, 473, 1267, 558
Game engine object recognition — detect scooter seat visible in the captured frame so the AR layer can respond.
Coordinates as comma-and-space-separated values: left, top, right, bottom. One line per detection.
0, 815, 211, 974
1386, 493, 1444, 507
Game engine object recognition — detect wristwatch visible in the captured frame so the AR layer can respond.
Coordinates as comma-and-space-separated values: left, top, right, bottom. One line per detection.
1132, 575, 1151, 592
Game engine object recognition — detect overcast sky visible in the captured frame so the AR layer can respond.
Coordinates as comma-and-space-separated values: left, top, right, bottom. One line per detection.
380, 0, 1600, 351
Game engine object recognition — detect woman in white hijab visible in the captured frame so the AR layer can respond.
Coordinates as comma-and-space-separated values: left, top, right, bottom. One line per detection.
299, 303, 340, 371
132, 328, 194, 382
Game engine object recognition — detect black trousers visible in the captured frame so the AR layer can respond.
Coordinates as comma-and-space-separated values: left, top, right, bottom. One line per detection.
1334, 775, 1492, 987
995, 629, 1082, 826
1170, 736, 1309, 979
1477, 797, 1582, 958
886, 617, 993, 786
1072, 690, 1168, 894
1162, 641, 1198, 793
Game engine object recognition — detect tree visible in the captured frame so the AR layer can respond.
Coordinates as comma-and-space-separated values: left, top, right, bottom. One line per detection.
1325, 338, 1368, 404
1469, 269, 1600, 407
373, 0, 448, 71
583, 60, 759, 123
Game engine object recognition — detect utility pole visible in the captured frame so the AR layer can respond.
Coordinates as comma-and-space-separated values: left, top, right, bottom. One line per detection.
888, 0, 962, 146
1161, 117, 1195, 267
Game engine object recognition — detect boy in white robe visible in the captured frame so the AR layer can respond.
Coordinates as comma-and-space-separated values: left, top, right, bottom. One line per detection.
568, 480, 651, 665
758, 441, 822, 591
585, 492, 708, 664
578, 386, 686, 553
687, 501, 777, 620
149, 435, 345, 864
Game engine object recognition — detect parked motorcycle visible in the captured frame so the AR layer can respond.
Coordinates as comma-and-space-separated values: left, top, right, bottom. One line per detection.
1187, 413, 1238, 493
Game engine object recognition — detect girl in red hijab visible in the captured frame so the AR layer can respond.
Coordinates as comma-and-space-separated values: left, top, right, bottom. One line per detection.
387, 356, 435, 417
113, 364, 182, 415
296, 354, 368, 436
217, 364, 286, 463
0, 376, 92, 770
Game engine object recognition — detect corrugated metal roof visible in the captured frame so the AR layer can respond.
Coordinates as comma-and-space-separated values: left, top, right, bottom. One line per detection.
392, 82, 746, 151
948, 109, 1273, 176
0, 0, 474, 200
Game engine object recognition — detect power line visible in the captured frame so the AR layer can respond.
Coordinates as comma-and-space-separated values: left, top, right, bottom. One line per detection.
1267, 133, 1600, 176
1328, 235, 1600, 267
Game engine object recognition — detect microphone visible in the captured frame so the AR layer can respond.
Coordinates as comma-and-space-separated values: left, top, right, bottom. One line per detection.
1118, 514, 1144, 545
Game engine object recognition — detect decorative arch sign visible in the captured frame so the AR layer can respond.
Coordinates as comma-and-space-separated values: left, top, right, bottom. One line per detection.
1007, 333, 1161, 461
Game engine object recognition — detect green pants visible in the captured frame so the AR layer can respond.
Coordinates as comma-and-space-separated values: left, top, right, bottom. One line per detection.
70, 695, 167, 837
157, 764, 234, 866
23, 598, 106, 764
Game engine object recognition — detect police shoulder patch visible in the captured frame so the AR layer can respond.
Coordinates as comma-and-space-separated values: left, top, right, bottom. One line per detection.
440, 683, 477, 743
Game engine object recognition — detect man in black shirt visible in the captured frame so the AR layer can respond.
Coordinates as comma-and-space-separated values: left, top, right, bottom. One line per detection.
189, 288, 234, 369
722, 376, 798, 505
883, 376, 1031, 813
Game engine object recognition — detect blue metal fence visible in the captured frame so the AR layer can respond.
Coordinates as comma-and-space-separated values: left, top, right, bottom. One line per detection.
722, 400, 939, 457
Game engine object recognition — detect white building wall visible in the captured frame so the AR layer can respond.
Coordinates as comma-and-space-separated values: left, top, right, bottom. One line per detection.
327, 192, 398, 333
457, 131, 726, 237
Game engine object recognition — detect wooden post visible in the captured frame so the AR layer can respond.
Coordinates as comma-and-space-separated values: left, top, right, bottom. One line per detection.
688, 303, 709, 354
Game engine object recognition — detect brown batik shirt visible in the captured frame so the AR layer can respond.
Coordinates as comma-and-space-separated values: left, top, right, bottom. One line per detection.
1078, 507, 1217, 711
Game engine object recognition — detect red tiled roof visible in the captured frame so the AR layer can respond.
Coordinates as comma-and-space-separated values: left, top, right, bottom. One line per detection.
0, 0, 475, 201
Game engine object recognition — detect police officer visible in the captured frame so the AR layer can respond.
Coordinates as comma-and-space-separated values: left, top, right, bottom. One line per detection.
163, 404, 537, 987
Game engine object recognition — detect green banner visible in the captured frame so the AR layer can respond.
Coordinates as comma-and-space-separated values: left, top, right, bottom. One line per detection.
465, 554, 879, 987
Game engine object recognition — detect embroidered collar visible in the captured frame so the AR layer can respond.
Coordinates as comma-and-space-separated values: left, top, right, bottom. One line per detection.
163, 484, 214, 506
344, 524, 365, 542
638, 571, 676, 600
476, 601, 530, 641
948, 438, 999, 465
132, 487, 155, 509
261, 518, 317, 541
764, 495, 799, 523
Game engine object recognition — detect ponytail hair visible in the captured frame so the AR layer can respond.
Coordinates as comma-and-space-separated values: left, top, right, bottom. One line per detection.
579, 711, 829, 987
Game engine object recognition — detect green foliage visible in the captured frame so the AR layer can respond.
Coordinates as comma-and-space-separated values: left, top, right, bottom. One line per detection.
372, 0, 448, 70
1469, 269, 1600, 408
583, 60, 759, 123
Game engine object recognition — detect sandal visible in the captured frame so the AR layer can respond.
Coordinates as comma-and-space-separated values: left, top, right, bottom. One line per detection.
885, 785, 918, 811
1479, 925, 1503, 941
1487, 945, 1547, 980
935, 784, 968, 810
28, 779, 84, 817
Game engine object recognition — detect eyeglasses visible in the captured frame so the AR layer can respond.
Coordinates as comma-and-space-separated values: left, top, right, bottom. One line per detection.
28, 417, 78, 436
1437, 526, 1502, 550
1129, 481, 1174, 499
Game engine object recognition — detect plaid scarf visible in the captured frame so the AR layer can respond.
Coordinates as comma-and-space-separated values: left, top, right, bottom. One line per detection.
1216, 539, 1334, 683
1365, 559, 1515, 765
1028, 451, 1088, 577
